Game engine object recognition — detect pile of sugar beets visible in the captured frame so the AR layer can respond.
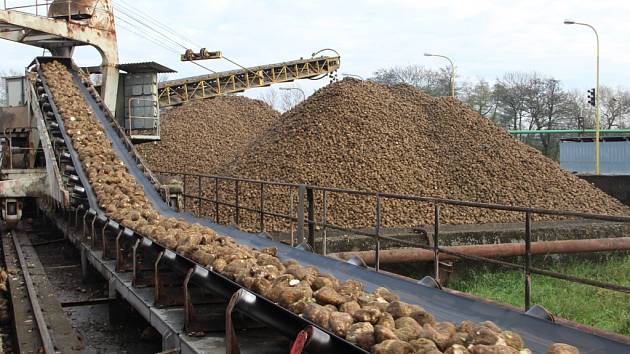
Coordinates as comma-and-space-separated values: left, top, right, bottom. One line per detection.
42, 61, 579, 354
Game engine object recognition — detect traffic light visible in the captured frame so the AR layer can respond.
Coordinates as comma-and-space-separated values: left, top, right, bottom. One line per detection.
587, 88, 596, 107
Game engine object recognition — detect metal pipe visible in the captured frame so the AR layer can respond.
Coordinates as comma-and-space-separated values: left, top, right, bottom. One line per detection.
330, 237, 630, 264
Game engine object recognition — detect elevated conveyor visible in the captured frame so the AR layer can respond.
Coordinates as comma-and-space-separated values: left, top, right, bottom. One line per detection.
32, 57, 629, 354
157, 56, 340, 107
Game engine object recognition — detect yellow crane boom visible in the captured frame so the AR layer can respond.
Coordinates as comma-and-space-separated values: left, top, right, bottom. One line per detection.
157, 55, 340, 107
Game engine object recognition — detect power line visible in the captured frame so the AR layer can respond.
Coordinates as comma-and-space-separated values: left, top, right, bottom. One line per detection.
102, 6, 216, 73
113, 7, 187, 51
116, 0, 202, 49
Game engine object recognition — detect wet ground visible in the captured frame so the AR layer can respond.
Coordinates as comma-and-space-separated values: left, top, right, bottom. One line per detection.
25, 220, 162, 354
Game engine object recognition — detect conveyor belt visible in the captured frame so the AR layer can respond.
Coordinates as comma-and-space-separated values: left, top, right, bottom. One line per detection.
34, 57, 629, 354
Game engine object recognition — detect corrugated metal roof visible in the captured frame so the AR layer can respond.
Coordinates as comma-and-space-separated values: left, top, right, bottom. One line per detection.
117, 62, 176, 73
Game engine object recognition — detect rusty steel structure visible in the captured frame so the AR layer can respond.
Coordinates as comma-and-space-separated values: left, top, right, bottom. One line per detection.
0, 0, 119, 110
157, 56, 341, 107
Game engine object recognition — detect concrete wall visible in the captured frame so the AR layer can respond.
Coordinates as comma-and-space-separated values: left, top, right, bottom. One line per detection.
580, 174, 630, 206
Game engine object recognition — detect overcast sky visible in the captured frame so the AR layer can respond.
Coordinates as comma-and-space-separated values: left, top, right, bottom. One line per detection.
2, 0, 629, 98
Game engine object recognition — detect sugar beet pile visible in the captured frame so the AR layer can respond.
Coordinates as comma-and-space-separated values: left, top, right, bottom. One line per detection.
137, 96, 279, 175
210, 79, 627, 229
42, 62, 579, 354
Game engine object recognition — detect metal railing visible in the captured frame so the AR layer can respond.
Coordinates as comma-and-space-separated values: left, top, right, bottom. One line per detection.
1, 128, 45, 169
156, 170, 630, 311
2, 0, 100, 19
2, 0, 53, 16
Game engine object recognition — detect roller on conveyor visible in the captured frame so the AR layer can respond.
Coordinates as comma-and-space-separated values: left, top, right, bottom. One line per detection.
32, 57, 629, 354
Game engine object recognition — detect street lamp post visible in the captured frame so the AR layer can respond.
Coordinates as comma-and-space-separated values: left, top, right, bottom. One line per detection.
279, 87, 306, 102
564, 19, 601, 175
424, 53, 455, 97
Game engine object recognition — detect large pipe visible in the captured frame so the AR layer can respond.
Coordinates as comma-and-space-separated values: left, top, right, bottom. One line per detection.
331, 237, 630, 265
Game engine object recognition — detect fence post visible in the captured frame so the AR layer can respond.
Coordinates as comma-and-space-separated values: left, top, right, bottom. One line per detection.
214, 178, 219, 224
307, 187, 315, 250
234, 180, 240, 226
288, 187, 294, 246
524, 211, 532, 310
197, 175, 202, 217
433, 204, 440, 283
375, 194, 381, 272
322, 191, 328, 256
296, 185, 306, 246
259, 182, 265, 232
182, 174, 187, 212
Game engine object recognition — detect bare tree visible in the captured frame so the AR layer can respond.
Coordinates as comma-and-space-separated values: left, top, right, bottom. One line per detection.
461, 79, 498, 122
258, 87, 304, 112
525, 77, 571, 156
564, 89, 594, 130
600, 86, 630, 129
158, 73, 171, 83
370, 64, 453, 97
493, 72, 532, 131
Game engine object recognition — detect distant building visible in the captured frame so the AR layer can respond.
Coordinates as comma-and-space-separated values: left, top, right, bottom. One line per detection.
560, 137, 630, 175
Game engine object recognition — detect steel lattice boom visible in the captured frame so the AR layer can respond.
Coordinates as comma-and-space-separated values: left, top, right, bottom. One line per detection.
157, 56, 340, 107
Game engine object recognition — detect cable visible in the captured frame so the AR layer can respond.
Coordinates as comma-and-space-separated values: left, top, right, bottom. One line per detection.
222, 56, 261, 77
113, 4, 255, 77
113, 8, 187, 51
115, 17, 181, 53
99, 6, 217, 73
116, 0, 202, 49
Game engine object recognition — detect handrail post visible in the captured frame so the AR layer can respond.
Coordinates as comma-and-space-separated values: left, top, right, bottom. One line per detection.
182, 174, 187, 212
306, 187, 315, 250
197, 175, 202, 217
322, 191, 328, 256
524, 211, 532, 310
296, 185, 306, 246
375, 194, 382, 272
234, 180, 240, 226
433, 204, 440, 283
259, 182, 265, 232
214, 178, 219, 223
289, 187, 294, 246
